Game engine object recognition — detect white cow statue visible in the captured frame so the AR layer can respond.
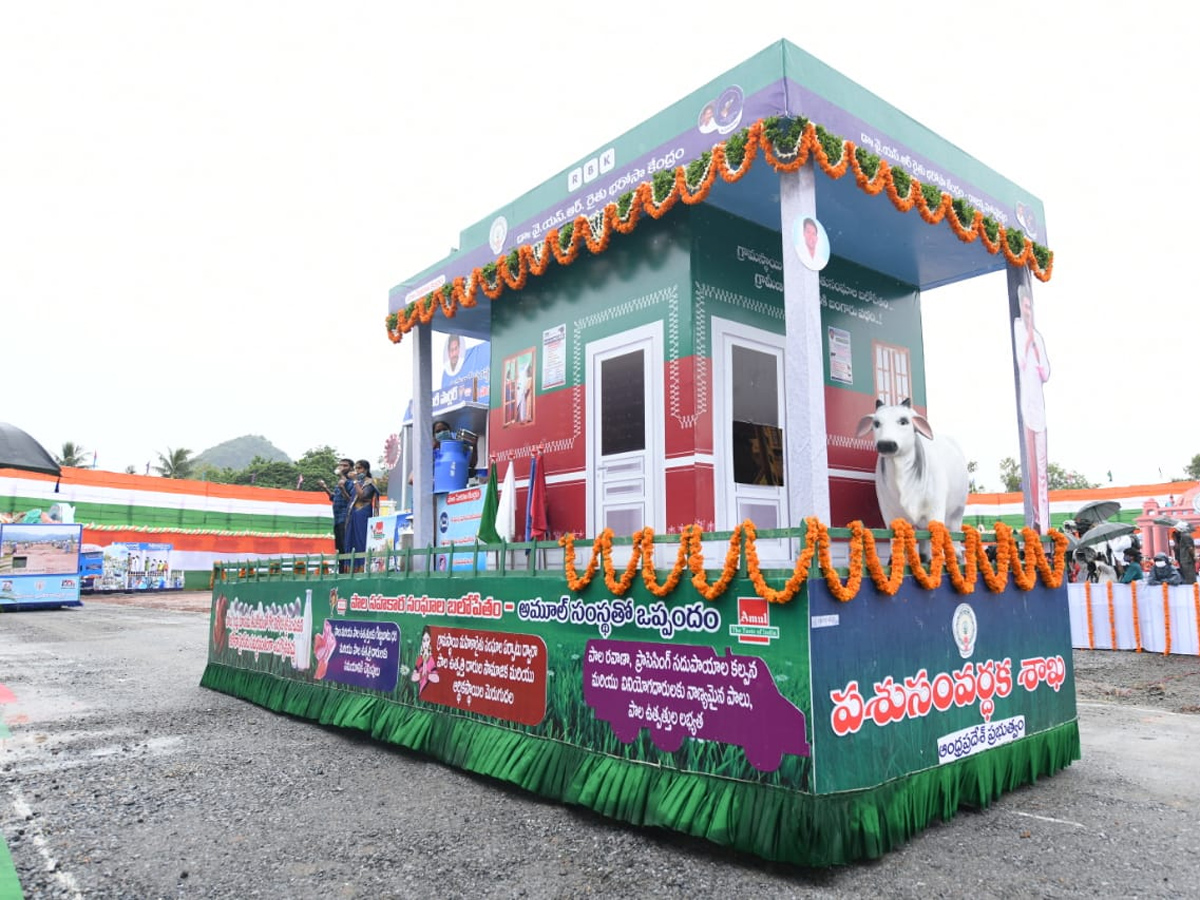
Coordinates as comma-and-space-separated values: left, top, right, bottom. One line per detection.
855, 398, 969, 556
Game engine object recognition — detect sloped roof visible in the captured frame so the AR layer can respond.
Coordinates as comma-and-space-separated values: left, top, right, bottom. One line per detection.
387, 39, 1050, 342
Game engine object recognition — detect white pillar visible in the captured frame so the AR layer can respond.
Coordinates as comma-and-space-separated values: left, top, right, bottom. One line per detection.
411, 325, 434, 562
779, 164, 831, 524
1007, 264, 1048, 532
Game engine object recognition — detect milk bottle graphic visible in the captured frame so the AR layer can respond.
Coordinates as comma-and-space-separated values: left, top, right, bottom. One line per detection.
294, 589, 313, 671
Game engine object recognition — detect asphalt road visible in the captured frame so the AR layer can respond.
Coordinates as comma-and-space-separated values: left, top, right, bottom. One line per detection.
2, 597, 1199, 899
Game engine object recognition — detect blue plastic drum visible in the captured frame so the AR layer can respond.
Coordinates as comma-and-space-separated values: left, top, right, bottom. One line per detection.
433, 440, 471, 493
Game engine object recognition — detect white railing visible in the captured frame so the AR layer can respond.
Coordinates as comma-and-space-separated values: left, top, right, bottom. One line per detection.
1067, 581, 1200, 655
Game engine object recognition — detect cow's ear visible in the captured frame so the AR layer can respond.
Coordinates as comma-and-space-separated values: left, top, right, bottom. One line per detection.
856, 415, 876, 438
900, 397, 912, 408
875, 398, 884, 409
912, 414, 934, 440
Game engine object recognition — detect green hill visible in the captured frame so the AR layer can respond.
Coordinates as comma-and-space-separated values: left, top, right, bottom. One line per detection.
194, 435, 291, 471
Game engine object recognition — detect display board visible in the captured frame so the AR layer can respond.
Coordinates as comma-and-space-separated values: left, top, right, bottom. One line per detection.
0, 523, 83, 609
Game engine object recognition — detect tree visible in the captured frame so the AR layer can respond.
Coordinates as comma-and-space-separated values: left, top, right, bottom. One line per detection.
1186, 454, 1200, 481
154, 447, 194, 479
195, 463, 238, 484
55, 441, 88, 467
375, 454, 390, 497
233, 456, 299, 490
967, 460, 985, 493
998, 457, 1098, 492
999, 457, 1022, 492
1047, 464, 1098, 490
124, 465, 137, 475
296, 446, 341, 492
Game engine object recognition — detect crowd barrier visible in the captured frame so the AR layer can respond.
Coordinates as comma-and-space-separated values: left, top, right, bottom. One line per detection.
1067, 581, 1200, 655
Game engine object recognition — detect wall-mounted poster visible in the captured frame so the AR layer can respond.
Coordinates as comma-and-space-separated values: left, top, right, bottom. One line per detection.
828, 326, 853, 385
501, 348, 536, 428
542, 324, 566, 389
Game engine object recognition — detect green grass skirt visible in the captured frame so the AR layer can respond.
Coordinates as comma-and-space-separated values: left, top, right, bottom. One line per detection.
201, 662, 1080, 867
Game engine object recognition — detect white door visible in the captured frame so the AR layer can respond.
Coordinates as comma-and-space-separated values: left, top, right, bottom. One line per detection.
585, 322, 665, 540
712, 317, 788, 554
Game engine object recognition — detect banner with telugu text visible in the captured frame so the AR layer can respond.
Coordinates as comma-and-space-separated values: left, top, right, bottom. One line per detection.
209, 573, 815, 790
808, 578, 1077, 794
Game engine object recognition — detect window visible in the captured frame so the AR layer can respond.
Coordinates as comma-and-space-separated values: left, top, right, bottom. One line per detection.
731, 345, 783, 486
873, 341, 911, 405
600, 351, 645, 456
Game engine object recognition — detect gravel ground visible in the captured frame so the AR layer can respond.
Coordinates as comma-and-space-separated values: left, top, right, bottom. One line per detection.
1073, 645, 1200, 713
2, 594, 1200, 899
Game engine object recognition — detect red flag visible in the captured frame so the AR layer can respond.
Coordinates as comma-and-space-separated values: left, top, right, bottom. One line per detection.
525, 451, 549, 541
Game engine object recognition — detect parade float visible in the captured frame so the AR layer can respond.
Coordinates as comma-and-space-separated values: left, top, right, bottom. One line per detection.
201, 40, 1075, 866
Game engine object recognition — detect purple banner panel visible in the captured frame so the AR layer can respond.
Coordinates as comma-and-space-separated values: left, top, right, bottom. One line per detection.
583, 639, 809, 772
794, 85, 1026, 235
313, 618, 400, 693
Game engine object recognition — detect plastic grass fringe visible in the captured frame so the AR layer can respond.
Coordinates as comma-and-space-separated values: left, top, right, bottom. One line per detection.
201, 663, 1080, 867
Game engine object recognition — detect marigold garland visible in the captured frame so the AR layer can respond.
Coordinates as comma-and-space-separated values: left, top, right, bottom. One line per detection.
976, 523, 1013, 592
1106, 580, 1117, 650
386, 117, 1053, 343
1083, 581, 1095, 649
604, 528, 644, 594
1162, 583, 1172, 656
849, 149, 889, 196
818, 519, 863, 601
861, 525, 906, 595
744, 518, 820, 603
640, 527, 693, 598
558, 530, 604, 591
944, 524, 979, 593
688, 525, 744, 601
1193, 583, 1200, 654
813, 128, 850, 179
525, 243, 551, 277
1131, 580, 1143, 652
556, 518, 1068, 605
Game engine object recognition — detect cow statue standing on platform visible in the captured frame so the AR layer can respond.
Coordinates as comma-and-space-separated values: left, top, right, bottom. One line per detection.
856, 398, 969, 559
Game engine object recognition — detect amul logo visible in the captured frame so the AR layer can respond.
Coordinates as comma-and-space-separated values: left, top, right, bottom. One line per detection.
567, 147, 615, 191
729, 597, 779, 645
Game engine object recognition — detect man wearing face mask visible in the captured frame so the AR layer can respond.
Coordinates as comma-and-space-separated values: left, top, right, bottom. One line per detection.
1147, 553, 1182, 586
317, 458, 356, 562
1175, 521, 1196, 585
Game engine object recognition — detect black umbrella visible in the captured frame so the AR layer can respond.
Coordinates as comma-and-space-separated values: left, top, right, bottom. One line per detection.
1075, 500, 1121, 528
0, 422, 61, 476
1076, 521, 1136, 549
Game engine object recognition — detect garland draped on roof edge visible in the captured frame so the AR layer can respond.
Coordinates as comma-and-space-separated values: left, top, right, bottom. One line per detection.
386, 118, 1053, 342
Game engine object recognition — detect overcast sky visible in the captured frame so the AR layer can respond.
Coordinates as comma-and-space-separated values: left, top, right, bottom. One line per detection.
3, 2, 1196, 489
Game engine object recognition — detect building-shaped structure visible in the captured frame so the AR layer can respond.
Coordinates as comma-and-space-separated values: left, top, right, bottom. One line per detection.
203, 41, 1074, 866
